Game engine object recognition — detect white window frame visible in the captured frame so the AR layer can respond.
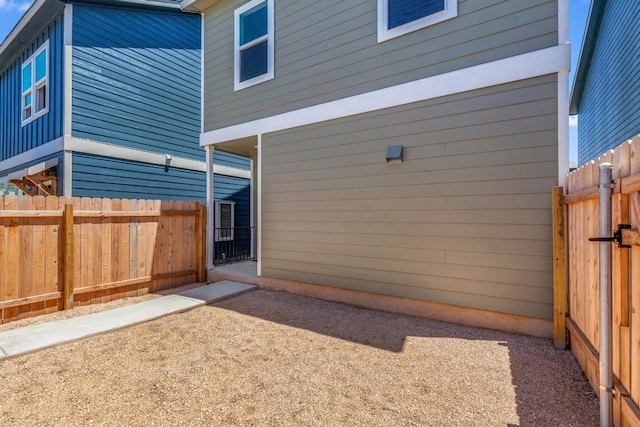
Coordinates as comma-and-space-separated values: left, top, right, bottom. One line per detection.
21, 40, 50, 126
234, 0, 274, 91
377, 0, 457, 43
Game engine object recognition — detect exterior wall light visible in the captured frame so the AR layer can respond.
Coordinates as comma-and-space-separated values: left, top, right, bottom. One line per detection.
386, 145, 403, 164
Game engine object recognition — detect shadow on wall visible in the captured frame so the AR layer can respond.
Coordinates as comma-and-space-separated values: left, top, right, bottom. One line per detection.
211, 290, 599, 426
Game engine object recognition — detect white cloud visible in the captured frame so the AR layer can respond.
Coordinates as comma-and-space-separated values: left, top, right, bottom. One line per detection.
0, 0, 32, 12
569, 115, 578, 127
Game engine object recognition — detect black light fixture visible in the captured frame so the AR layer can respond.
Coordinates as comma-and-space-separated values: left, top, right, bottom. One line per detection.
386, 144, 403, 164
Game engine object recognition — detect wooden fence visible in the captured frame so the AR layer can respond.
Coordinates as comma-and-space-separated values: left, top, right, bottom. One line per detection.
0, 196, 206, 324
559, 136, 640, 426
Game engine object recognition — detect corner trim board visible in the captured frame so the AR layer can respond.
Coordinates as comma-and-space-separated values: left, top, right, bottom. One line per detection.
200, 44, 571, 146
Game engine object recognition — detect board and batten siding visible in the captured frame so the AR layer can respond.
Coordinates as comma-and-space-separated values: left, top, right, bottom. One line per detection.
0, 13, 64, 162
71, 5, 202, 160
202, 0, 557, 132
577, 0, 640, 164
72, 153, 250, 211
260, 74, 558, 320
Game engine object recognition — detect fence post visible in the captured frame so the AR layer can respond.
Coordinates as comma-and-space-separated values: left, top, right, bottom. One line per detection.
63, 204, 74, 309
598, 162, 614, 427
552, 186, 567, 349
198, 203, 206, 283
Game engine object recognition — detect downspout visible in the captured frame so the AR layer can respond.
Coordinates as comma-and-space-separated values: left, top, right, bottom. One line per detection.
598, 162, 614, 427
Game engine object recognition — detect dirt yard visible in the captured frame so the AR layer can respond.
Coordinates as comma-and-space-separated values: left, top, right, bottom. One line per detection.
0, 290, 598, 426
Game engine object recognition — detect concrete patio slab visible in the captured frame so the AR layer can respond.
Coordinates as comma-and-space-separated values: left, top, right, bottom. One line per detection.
0, 281, 256, 360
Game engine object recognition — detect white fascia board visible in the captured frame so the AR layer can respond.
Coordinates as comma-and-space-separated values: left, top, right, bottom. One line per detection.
63, 136, 250, 179
0, 137, 63, 175
201, 44, 571, 146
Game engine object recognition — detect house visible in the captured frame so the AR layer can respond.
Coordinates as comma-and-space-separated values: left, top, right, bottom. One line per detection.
570, 0, 640, 164
183, 0, 570, 336
0, 0, 251, 238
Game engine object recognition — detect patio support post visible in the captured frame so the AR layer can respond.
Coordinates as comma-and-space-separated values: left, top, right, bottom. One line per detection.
598, 162, 613, 427
206, 145, 215, 270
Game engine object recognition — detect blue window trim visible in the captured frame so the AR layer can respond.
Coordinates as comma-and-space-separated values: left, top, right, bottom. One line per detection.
377, 0, 457, 43
21, 40, 50, 126
234, 0, 274, 91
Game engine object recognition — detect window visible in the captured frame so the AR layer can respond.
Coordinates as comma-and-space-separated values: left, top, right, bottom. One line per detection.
21, 41, 49, 125
378, 0, 457, 42
234, 0, 274, 91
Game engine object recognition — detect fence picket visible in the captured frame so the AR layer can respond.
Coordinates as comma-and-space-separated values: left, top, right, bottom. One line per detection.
0, 196, 204, 322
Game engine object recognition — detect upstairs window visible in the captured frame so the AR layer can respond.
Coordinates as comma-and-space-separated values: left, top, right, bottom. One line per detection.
378, 0, 457, 42
234, 0, 274, 91
22, 41, 49, 125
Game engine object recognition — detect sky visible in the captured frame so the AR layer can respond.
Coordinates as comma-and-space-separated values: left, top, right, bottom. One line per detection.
0, 1, 591, 162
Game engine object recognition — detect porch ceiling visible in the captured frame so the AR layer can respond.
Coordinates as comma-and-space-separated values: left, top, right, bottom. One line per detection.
212, 136, 258, 159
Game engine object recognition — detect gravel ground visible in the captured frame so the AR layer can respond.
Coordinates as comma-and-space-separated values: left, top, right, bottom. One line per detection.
0, 289, 598, 426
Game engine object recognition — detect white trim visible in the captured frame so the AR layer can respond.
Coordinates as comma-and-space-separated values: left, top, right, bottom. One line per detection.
378, 0, 457, 43
256, 134, 262, 277
64, 136, 251, 178
0, 137, 63, 174
557, 0, 570, 186
63, 4, 73, 137
200, 12, 205, 134
202, 44, 571, 146
63, 151, 72, 196
65, 136, 204, 171
250, 157, 256, 259
214, 164, 251, 179
558, 70, 569, 186
558, 0, 569, 45
233, 0, 274, 91
21, 40, 50, 126
206, 146, 215, 269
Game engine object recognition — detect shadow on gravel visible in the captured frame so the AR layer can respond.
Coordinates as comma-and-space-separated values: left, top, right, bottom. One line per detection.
213, 289, 599, 426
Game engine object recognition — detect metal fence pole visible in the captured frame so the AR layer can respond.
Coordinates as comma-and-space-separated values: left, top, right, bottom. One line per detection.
598, 162, 614, 427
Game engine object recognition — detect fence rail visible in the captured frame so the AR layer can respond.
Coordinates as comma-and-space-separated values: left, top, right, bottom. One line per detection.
0, 196, 206, 324
562, 135, 640, 426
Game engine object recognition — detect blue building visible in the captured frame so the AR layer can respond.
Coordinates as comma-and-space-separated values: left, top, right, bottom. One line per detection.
0, 0, 250, 234
570, 0, 640, 164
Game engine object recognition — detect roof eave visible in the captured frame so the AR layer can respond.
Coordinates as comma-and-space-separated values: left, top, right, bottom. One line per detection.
569, 0, 607, 115
0, 0, 64, 76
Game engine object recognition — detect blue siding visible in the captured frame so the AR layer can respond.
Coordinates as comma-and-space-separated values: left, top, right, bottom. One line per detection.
0, 13, 64, 161
214, 150, 251, 170
214, 174, 251, 227
578, 0, 640, 164
71, 6, 202, 160
72, 153, 251, 225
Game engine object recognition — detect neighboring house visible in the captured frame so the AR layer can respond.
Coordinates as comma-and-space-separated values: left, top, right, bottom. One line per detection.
0, 0, 250, 234
183, 0, 570, 336
570, 0, 640, 164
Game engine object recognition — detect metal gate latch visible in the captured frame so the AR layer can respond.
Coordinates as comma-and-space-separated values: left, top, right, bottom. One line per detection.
589, 224, 632, 248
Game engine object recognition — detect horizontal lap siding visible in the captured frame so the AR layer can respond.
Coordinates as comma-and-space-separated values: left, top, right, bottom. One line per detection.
72, 154, 250, 217
261, 75, 558, 320
578, 0, 640, 164
203, 0, 557, 131
214, 150, 251, 170
71, 6, 202, 160
0, 14, 64, 161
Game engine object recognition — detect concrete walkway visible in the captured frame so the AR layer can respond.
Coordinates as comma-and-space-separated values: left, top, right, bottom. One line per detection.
0, 280, 256, 360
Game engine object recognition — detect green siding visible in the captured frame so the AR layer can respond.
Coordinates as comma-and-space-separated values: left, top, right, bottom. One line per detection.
203, 0, 557, 131
260, 75, 558, 320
